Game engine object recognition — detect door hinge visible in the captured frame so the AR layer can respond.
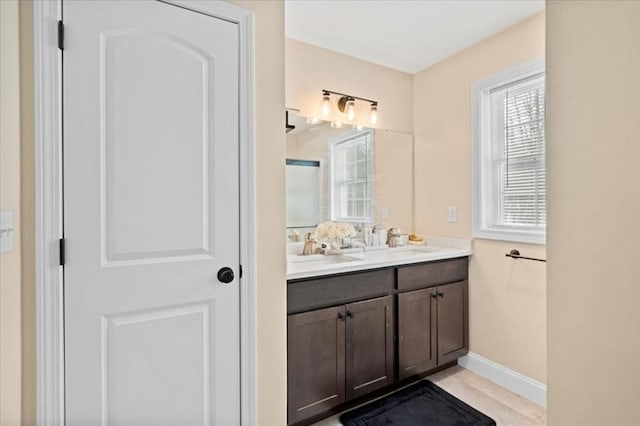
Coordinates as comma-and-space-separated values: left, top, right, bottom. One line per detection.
239, 264, 243, 279
57, 20, 64, 51
59, 238, 66, 266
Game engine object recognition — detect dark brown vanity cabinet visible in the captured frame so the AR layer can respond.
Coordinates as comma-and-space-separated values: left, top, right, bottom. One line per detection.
397, 258, 469, 380
397, 280, 468, 380
287, 258, 468, 425
287, 295, 394, 424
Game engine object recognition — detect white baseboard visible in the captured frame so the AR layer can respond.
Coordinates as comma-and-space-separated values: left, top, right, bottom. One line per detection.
458, 352, 547, 407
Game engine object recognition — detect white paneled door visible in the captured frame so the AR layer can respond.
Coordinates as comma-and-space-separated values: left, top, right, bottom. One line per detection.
63, 1, 240, 425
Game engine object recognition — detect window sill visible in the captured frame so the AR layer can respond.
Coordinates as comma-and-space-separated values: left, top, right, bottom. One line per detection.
473, 228, 546, 245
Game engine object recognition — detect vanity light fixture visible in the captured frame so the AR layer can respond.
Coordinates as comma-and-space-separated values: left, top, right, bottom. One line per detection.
321, 89, 379, 125
370, 102, 378, 125
337, 96, 356, 121
346, 99, 356, 121
321, 90, 332, 118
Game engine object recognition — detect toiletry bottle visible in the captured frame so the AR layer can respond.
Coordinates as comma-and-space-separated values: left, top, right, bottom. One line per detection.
375, 223, 385, 246
364, 226, 372, 246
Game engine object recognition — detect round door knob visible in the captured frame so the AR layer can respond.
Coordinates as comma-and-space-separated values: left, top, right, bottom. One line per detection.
217, 267, 234, 284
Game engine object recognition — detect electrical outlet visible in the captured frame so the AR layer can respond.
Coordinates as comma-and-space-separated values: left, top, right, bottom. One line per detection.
382, 206, 389, 220
447, 206, 457, 223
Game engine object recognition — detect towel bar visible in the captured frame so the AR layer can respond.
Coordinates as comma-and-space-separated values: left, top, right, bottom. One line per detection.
505, 249, 546, 262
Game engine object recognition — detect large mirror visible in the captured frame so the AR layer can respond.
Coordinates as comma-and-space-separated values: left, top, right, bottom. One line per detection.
286, 114, 413, 242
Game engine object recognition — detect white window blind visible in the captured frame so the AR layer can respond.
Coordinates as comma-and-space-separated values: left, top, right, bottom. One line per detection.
492, 75, 546, 227
330, 130, 373, 222
473, 59, 546, 244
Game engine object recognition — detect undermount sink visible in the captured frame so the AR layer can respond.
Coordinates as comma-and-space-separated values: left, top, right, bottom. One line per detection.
288, 246, 444, 266
352, 246, 442, 259
288, 253, 361, 265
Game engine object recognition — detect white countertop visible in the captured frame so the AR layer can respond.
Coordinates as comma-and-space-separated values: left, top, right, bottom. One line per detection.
287, 237, 472, 280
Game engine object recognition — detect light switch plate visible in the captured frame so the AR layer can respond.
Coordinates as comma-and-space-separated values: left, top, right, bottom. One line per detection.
0, 211, 15, 254
447, 206, 457, 223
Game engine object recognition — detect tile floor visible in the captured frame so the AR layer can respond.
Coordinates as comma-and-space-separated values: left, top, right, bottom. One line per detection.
312, 365, 546, 425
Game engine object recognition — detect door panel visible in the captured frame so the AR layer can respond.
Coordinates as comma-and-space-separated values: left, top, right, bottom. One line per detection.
102, 30, 217, 264
287, 306, 346, 424
345, 296, 394, 400
437, 280, 469, 365
63, 1, 240, 424
398, 287, 437, 380
104, 302, 213, 426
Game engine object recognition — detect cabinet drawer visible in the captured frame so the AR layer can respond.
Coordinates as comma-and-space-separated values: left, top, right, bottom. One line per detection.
397, 257, 468, 291
288, 269, 394, 314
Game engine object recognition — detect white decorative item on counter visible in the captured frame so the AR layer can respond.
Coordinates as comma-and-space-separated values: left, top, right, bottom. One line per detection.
314, 221, 358, 240
314, 221, 356, 248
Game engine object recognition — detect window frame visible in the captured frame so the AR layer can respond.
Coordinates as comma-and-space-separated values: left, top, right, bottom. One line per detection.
472, 58, 546, 245
329, 129, 375, 224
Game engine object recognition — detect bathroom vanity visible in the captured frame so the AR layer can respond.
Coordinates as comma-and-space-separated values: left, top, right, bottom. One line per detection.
286, 242, 471, 425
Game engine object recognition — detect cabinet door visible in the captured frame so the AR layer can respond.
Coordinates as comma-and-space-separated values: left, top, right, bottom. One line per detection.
437, 280, 468, 365
345, 296, 394, 400
287, 306, 346, 424
398, 287, 437, 380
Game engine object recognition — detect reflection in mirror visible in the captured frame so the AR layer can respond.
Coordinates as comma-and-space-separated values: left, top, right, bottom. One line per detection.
286, 115, 413, 242
285, 159, 321, 239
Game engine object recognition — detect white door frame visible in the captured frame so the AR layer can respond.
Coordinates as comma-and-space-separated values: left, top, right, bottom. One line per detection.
33, 1, 256, 424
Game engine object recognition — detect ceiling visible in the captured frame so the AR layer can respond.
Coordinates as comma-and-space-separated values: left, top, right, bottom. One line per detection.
285, 0, 544, 74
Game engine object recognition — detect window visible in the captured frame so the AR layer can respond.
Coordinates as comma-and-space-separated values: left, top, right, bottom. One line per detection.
330, 130, 374, 223
473, 59, 546, 244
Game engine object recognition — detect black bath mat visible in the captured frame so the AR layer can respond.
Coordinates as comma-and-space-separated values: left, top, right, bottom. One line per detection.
339, 380, 496, 426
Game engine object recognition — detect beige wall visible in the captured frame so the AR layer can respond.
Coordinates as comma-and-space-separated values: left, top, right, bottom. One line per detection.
547, 1, 640, 424
286, 38, 413, 134
413, 13, 547, 383
19, 1, 36, 425
373, 130, 413, 232
230, 2, 287, 425
1, 1, 23, 425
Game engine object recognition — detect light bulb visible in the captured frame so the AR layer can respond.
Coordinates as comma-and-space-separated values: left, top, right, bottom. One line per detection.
346, 98, 355, 121
321, 94, 331, 117
370, 103, 378, 125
